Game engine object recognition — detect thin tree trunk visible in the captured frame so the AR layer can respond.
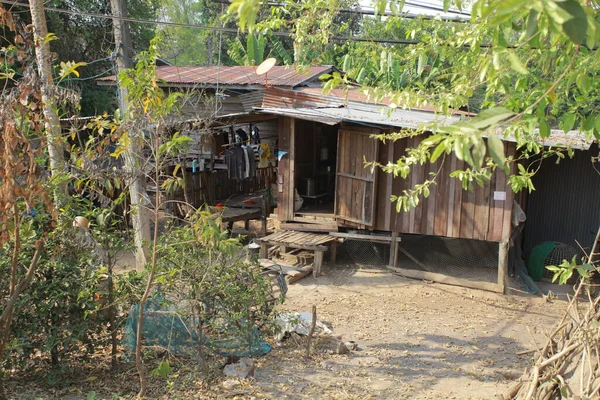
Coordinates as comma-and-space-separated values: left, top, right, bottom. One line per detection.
28, 0, 66, 204
0, 239, 45, 400
107, 266, 118, 370
136, 134, 161, 399
0, 207, 22, 400
110, 0, 152, 272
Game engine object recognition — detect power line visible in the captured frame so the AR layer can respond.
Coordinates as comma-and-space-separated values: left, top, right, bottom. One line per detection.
209, 0, 471, 22
0, 0, 472, 46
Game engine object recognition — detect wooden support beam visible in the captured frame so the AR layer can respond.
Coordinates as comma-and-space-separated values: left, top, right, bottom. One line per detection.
259, 243, 268, 259
498, 241, 509, 294
388, 266, 503, 293
330, 242, 338, 264
313, 250, 324, 278
329, 231, 402, 243
389, 232, 399, 267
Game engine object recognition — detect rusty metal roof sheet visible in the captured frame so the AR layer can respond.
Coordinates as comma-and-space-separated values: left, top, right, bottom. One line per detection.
258, 106, 460, 129
294, 87, 474, 115
258, 88, 591, 149
98, 65, 334, 88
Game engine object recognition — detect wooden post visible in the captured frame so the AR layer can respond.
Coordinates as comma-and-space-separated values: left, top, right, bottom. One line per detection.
277, 117, 295, 221
330, 241, 338, 264
498, 241, 509, 294
313, 250, 324, 277
288, 118, 296, 218
389, 232, 399, 267
305, 305, 317, 359
259, 242, 268, 259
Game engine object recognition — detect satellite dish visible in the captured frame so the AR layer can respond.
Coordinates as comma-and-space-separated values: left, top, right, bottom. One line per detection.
256, 58, 276, 75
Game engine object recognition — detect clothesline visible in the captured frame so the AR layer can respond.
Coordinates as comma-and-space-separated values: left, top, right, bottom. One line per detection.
221, 140, 252, 148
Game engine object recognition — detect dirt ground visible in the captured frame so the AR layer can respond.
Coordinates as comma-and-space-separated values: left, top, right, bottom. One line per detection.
9, 226, 571, 399
230, 263, 568, 400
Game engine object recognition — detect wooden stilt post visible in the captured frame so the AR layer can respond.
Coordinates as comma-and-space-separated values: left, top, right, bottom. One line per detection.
498, 241, 509, 294
389, 232, 399, 268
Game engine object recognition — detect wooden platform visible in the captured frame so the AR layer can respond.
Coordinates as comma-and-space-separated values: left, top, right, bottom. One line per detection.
217, 193, 268, 234
256, 230, 339, 277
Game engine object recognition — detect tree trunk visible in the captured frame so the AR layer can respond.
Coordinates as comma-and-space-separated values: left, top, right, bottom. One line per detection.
107, 267, 118, 371
28, 0, 67, 204
135, 134, 162, 398
110, 0, 152, 272
0, 241, 45, 400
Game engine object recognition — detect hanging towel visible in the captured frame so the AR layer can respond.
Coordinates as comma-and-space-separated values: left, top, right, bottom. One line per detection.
246, 146, 256, 178
242, 145, 250, 178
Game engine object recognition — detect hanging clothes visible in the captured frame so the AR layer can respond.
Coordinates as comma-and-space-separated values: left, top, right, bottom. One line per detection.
235, 128, 248, 143
257, 143, 274, 169
225, 147, 244, 179
251, 126, 261, 144
241, 145, 256, 179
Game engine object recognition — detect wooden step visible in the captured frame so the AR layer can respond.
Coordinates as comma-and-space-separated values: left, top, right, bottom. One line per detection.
281, 222, 338, 232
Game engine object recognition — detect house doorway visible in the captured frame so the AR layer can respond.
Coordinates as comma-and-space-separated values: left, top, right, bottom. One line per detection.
293, 120, 339, 219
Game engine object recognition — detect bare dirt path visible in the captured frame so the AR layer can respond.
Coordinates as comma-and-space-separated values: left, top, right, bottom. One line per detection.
243, 264, 566, 400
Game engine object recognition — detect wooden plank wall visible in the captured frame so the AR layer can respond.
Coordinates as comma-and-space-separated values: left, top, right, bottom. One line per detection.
277, 117, 295, 221
374, 138, 516, 243
165, 167, 273, 214
335, 126, 379, 227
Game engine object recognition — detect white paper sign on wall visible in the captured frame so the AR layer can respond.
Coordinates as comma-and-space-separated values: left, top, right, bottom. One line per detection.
493, 191, 506, 201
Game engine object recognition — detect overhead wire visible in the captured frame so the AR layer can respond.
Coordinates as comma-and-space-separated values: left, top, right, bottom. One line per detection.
208, 0, 471, 20
0, 0, 475, 46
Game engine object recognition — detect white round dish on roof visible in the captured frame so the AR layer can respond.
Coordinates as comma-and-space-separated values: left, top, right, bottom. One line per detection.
256, 58, 276, 75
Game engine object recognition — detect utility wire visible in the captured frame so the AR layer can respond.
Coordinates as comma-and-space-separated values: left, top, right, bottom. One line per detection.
209, 0, 471, 21
0, 0, 474, 46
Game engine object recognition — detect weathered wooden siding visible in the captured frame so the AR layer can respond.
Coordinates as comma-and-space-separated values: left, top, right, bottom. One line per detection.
372, 138, 516, 242
277, 116, 295, 221
334, 126, 380, 227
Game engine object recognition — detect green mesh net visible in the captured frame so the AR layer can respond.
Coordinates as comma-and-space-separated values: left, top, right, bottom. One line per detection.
123, 299, 271, 360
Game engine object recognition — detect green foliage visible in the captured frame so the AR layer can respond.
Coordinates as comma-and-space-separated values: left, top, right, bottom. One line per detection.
546, 256, 595, 285
152, 359, 171, 378
1, 211, 104, 370
42, 0, 161, 116
154, 209, 280, 356
156, 0, 223, 66
226, 0, 600, 209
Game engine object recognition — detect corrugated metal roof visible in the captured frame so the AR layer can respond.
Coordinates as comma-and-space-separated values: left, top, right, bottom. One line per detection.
98, 65, 334, 88
258, 106, 460, 129
485, 128, 591, 150
295, 87, 474, 115
262, 87, 345, 109
258, 88, 591, 149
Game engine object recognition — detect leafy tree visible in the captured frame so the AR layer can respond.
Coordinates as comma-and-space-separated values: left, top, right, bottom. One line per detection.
229, 0, 600, 203
156, 0, 222, 65
0, 8, 54, 398
6, 0, 161, 116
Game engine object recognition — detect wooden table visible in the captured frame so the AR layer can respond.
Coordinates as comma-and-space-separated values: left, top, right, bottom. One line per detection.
257, 231, 339, 277
299, 192, 328, 209
218, 193, 268, 234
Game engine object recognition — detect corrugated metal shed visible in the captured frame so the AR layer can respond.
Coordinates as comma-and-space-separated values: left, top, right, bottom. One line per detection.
98, 65, 334, 88
523, 145, 600, 257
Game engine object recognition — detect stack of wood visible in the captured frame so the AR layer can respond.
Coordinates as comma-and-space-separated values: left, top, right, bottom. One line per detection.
260, 258, 313, 285
506, 281, 600, 399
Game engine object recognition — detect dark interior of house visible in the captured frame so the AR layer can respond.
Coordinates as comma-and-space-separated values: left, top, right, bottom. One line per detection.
294, 120, 339, 215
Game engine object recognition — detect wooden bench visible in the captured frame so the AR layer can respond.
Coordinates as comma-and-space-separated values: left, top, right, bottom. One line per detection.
257, 231, 339, 277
